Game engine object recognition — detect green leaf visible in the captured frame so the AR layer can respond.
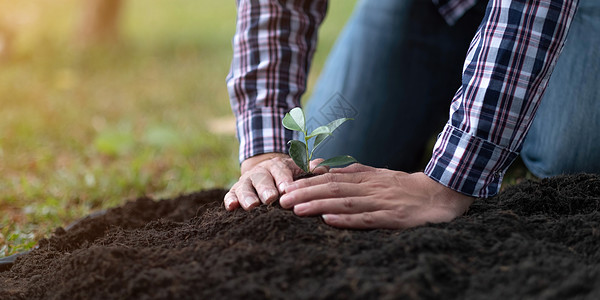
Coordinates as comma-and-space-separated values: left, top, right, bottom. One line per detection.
317, 155, 357, 168
326, 117, 353, 134
312, 133, 330, 151
282, 107, 305, 132
309, 133, 328, 163
306, 117, 352, 139
288, 140, 309, 173
307, 125, 331, 138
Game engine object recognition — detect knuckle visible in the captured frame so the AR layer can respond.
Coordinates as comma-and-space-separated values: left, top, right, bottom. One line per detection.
267, 161, 280, 171
251, 173, 271, 186
270, 164, 289, 178
252, 181, 267, 191
240, 189, 254, 198
389, 208, 409, 226
361, 212, 375, 225
254, 165, 268, 174
323, 173, 336, 183
389, 208, 404, 219
327, 181, 342, 195
342, 198, 354, 209
327, 173, 337, 181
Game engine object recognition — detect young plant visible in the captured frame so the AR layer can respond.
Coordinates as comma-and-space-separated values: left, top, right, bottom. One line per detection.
282, 107, 357, 174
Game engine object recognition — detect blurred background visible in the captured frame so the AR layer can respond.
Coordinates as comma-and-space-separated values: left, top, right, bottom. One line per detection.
0, 0, 357, 257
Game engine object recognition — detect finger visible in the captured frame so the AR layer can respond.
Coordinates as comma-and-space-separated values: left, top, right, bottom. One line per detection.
293, 196, 386, 216
284, 172, 364, 194
249, 171, 279, 205
330, 163, 376, 173
223, 190, 240, 211
321, 210, 405, 229
267, 158, 295, 193
280, 180, 365, 208
234, 178, 261, 210
309, 158, 329, 175
282, 157, 314, 179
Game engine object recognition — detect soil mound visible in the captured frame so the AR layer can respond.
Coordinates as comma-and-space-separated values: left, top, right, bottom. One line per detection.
1, 174, 600, 299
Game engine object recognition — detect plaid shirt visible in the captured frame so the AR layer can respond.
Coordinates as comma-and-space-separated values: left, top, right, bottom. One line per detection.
227, 0, 579, 197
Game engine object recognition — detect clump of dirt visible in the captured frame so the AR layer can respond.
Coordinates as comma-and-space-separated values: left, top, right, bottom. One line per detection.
1, 174, 600, 300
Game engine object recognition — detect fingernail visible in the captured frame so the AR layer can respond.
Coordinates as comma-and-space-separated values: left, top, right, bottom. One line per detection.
279, 194, 290, 207
262, 190, 276, 203
294, 203, 309, 214
224, 194, 234, 207
322, 214, 339, 223
278, 182, 288, 193
243, 197, 257, 208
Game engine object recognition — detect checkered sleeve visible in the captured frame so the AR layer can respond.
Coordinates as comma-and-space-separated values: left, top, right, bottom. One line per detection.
226, 0, 328, 163
425, 0, 579, 198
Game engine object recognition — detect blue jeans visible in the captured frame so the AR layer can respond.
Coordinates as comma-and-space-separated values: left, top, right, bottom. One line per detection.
305, 0, 600, 177
520, 0, 600, 177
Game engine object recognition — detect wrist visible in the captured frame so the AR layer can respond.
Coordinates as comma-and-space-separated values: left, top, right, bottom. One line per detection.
241, 152, 289, 174
417, 172, 475, 211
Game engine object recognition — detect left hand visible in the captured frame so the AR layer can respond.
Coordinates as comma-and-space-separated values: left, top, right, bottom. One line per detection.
279, 163, 474, 229
224, 153, 327, 211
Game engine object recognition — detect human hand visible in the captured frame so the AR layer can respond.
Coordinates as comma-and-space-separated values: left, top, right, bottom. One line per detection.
224, 153, 327, 211
279, 164, 474, 229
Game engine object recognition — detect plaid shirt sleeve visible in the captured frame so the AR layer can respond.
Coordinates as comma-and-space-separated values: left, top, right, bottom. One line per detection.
425, 0, 580, 198
226, 0, 327, 163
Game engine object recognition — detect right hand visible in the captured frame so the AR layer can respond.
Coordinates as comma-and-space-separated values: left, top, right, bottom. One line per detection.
224, 153, 327, 211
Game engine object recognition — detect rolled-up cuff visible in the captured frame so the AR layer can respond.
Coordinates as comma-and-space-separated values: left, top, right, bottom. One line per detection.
424, 124, 519, 198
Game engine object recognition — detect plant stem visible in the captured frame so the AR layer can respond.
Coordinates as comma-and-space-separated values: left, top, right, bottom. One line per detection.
304, 134, 311, 173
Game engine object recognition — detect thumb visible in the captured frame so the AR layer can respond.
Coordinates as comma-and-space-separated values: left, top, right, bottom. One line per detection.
309, 158, 329, 174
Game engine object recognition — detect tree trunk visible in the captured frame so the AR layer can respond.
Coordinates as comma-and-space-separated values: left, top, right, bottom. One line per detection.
76, 0, 123, 47
0, 22, 14, 60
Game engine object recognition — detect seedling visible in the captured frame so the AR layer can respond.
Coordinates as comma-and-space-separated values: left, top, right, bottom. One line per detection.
282, 107, 357, 174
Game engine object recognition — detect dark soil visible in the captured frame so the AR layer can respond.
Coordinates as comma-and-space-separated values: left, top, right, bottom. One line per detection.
1, 174, 600, 300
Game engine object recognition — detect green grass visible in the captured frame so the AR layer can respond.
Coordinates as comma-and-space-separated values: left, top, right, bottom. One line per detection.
0, 0, 358, 257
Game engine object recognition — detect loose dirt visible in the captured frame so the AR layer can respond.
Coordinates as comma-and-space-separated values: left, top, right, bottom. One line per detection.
1, 174, 599, 299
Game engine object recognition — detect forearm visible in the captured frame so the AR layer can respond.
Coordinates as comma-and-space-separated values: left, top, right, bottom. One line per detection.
227, 0, 328, 163
426, 0, 579, 197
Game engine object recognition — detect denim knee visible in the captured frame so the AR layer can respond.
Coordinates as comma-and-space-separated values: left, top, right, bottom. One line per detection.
521, 141, 600, 178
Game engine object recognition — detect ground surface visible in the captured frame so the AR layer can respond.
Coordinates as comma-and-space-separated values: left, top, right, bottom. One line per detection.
1, 174, 599, 299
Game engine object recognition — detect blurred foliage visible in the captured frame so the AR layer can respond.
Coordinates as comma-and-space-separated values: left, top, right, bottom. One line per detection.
0, 0, 358, 257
